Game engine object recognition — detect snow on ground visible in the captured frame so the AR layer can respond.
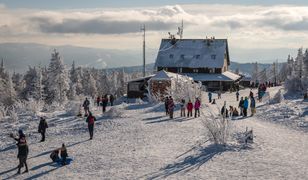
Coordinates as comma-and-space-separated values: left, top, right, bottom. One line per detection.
0, 86, 307, 179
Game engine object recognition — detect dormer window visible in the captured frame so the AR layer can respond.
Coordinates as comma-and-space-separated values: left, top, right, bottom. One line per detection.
211, 55, 216, 60
169, 54, 174, 59
196, 55, 200, 59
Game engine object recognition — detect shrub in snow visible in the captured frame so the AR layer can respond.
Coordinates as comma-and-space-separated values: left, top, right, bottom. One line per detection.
65, 101, 82, 116
201, 104, 232, 145
285, 77, 303, 93
270, 89, 285, 104
104, 104, 127, 118
8, 107, 18, 122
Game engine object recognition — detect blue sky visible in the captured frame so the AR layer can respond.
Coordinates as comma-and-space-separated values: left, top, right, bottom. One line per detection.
1, 0, 308, 9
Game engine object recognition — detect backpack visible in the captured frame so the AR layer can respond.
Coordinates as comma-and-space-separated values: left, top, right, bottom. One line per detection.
88, 116, 95, 124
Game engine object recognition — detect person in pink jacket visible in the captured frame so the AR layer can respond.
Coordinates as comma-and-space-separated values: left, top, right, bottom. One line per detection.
186, 99, 193, 117
194, 98, 201, 117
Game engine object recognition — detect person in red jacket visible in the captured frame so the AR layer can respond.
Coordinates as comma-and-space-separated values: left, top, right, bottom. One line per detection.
194, 98, 201, 117
187, 99, 193, 117
86, 112, 96, 140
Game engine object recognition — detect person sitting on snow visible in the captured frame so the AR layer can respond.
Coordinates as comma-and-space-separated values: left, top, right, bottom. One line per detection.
60, 143, 68, 165
50, 149, 60, 162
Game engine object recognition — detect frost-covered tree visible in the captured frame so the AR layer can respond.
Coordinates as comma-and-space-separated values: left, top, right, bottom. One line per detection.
259, 68, 267, 83
0, 59, 16, 106
21, 66, 43, 101
82, 69, 97, 98
45, 50, 69, 104
69, 61, 83, 97
295, 48, 304, 78
304, 49, 308, 78
251, 62, 259, 84
12, 71, 24, 97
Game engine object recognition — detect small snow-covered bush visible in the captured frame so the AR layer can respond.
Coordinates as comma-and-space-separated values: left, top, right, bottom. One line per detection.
104, 104, 127, 118
270, 89, 285, 104
9, 107, 18, 122
65, 101, 81, 116
285, 77, 306, 93
201, 104, 232, 145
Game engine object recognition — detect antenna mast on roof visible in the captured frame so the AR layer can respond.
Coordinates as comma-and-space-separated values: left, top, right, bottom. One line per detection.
141, 24, 146, 77
177, 19, 184, 39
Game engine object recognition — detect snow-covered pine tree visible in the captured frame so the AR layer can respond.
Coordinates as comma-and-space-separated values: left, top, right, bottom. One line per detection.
304, 49, 308, 79
251, 62, 259, 84
45, 50, 69, 104
0, 59, 16, 106
12, 71, 24, 98
82, 69, 97, 98
295, 48, 304, 79
68, 61, 83, 98
21, 66, 43, 101
259, 68, 267, 84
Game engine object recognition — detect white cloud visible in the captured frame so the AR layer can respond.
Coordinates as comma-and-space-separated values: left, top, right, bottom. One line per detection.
1, 3, 308, 61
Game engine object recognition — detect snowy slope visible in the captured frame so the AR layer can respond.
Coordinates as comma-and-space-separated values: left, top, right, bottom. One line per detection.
0, 87, 307, 179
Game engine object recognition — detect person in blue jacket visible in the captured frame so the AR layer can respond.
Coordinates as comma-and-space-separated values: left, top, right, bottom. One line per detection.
243, 97, 249, 117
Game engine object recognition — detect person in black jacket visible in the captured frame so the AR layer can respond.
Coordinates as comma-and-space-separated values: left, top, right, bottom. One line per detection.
60, 143, 68, 165
109, 94, 115, 106
86, 112, 97, 140
83, 98, 90, 117
38, 117, 48, 142
238, 97, 244, 116
10, 130, 29, 174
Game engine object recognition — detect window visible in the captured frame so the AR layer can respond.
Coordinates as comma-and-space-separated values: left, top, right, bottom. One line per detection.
180, 54, 185, 59
196, 55, 200, 59
211, 54, 216, 60
209, 68, 214, 74
193, 69, 199, 73
169, 54, 174, 59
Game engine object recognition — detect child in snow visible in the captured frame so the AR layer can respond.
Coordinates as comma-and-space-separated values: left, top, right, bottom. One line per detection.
50, 149, 60, 162
38, 117, 48, 142
60, 143, 68, 165
236, 91, 240, 101
164, 97, 169, 115
187, 100, 193, 117
86, 111, 96, 140
168, 97, 175, 119
208, 92, 212, 103
180, 99, 186, 117
250, 96, 256, 116
211, 99, 216, 104
194, 98, 201, 118
243, 97, 249, 117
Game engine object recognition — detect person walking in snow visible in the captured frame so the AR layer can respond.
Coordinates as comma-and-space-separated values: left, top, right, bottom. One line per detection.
38, 117, 48, 142
10, 130, 29, 174
83, 98, 90, 117
194, 98, 201, 118
168, 97, 175, 119
86, 111, 96, 140
180, 99, 186, 117
208, 92, 212, 103
187, 99, 193, 117
243, 97, 249, 117
109, 94, 115, 106
238, 97, 244, 116
164, 97, 169, 115
101, 95, 108, 113
218, 91, 222, 99
60, 143, 68, 165
249, 90, 254, 99
236, 91, 240, 101
96, 96, 101, 107
250, 96, 256, 116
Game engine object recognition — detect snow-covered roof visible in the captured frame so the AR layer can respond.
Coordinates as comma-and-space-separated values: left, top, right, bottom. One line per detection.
185, 71, 241, 82
127, 75, 155, 83
150, 70, 193, 81
155, 38, 230, 68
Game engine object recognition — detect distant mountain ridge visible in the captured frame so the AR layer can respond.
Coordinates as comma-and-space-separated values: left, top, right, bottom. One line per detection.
0, 42, 282, 75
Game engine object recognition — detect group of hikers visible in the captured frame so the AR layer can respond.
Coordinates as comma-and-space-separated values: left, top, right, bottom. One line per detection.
82, 94, 115, 117
9, 117, 69, 174
10, 96, 105, 175
164, 96, 202, 119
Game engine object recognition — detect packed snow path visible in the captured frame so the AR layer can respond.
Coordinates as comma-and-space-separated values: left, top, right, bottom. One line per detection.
0, 87, 307, 179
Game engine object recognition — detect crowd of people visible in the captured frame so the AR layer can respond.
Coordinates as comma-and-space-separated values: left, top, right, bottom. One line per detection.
164, 96, 202, 119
